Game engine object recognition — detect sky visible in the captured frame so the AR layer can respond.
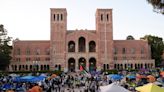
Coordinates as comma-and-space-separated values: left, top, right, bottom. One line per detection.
0, 0, 164, 40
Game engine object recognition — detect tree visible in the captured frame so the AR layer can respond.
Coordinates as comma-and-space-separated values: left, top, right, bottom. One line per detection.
126, 35, 135, 40
147, 0, 164, 15
0, 24, 12, 71
141, 35, 164, 66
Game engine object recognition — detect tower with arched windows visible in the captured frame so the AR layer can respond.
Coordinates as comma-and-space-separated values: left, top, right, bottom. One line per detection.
50, 8, 67, 70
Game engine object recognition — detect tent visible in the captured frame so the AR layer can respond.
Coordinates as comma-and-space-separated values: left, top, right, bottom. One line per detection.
13, 75, 45, 83
100, 83, 131, 92
107, 74, 123, 80
136, 83, 164, 92
147, 75, 156, 83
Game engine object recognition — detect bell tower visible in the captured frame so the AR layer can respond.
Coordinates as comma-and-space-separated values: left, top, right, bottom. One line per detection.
96, 9, 114, 69
50, 8, 67, 70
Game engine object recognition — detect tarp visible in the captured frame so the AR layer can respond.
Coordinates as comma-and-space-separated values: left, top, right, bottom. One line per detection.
136, 83, 164, 92
13, 75, 45, 83
107, 74, 123, 80
100, 83, 131, 92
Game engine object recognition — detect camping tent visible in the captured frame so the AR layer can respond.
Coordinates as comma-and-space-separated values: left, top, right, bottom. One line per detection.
100, 83, 131, 92
136, 83, 164, 92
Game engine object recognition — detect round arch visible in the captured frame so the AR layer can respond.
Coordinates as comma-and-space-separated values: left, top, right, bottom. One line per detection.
78, 37, 86, 52
68, 58, 76, 72
89, 41, 96, 52
78, 57, 86, 70
89, 57, 96, 71
68, 41, 75, 52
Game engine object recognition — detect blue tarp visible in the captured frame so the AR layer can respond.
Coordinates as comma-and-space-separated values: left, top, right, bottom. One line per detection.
108, 74, 123, 80
13, 75, 46, 83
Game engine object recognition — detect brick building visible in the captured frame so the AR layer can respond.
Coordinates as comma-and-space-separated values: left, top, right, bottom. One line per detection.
10, 8, 155, 72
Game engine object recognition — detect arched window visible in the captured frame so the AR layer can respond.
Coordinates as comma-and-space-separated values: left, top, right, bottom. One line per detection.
101, 14, 103, 21
78, 37, 86, 52
54, 14, 56, 21
89, 41, 96, 52
106, 14, 109, 21
47, 65, 50, 70
107, 64, 109, 70
57, 14, 59, 21
103, 64, 106, 70
68, 58, 76, 72
68, 41, 75, 52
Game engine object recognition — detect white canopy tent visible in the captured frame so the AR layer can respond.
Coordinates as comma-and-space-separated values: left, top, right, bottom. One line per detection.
100, 83, 131, 92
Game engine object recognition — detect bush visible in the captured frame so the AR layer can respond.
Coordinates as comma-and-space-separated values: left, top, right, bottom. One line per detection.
103, 69, 118, 75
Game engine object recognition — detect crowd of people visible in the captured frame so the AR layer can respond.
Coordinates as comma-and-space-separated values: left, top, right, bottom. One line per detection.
0, 68, 164, 92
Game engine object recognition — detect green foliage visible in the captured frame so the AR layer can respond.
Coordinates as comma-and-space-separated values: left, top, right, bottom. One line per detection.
104, 69, 118, 74
0, 70, 63, 75
141, 35, 164, 66
126, 35, 135, 40
147, 0, 164, 14
0, 24, 12, 70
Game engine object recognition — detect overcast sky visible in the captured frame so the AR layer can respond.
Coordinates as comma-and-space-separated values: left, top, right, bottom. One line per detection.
0, 0, 163, 40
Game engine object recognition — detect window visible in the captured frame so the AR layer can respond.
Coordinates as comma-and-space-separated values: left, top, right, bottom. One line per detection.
26, 48, 30, 55
113, 48, 118, 54
16, 48, 21, 55
35, 48, 40, 55
54, 14, 56, 21
78, 37, 86, 52
45, 48, 50, 55
45, 57, 50, 61
132, 56, 136, 60
141, 48, 144, 54
122, 48, 126, 54
89, 41, 96, 52
61, 14, 63, 21
35, 57, 40, 61
114, 57, 117, 60
106, 14, 109, 21
131, 48, 135, 54
26, 58, 31, 62
68, 41, 75, 52
57, 14, 59, 21
16, 58, 21, 62
123, 56, 126, 60
101, 14, 103, 21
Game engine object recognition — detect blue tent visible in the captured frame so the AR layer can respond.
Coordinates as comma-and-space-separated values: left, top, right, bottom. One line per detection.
13, 75, 46, 83
108, 74, 123, 80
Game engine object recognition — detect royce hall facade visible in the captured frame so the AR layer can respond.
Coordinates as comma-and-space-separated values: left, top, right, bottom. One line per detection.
10, 8, 155, 72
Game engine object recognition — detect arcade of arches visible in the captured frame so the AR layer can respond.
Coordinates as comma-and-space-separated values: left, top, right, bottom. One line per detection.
114, 63, 154, 70
68, 37, 96, 53
11, 65, 50, 71
68, 57, 97, 72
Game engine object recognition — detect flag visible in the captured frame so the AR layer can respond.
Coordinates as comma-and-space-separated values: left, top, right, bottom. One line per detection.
80, 65, 91, 77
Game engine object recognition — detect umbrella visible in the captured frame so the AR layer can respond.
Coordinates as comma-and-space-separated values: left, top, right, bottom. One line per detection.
126, 74, 136, 79
29, 85, 42, 92
147, 75, 156, 83
51, 74, 57, 78
100, 83, 130, 92
136, 83, 164, 92
160, 71, 164, 77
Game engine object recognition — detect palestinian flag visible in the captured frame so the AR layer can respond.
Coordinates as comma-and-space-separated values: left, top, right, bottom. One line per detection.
80, 65, 91, 77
